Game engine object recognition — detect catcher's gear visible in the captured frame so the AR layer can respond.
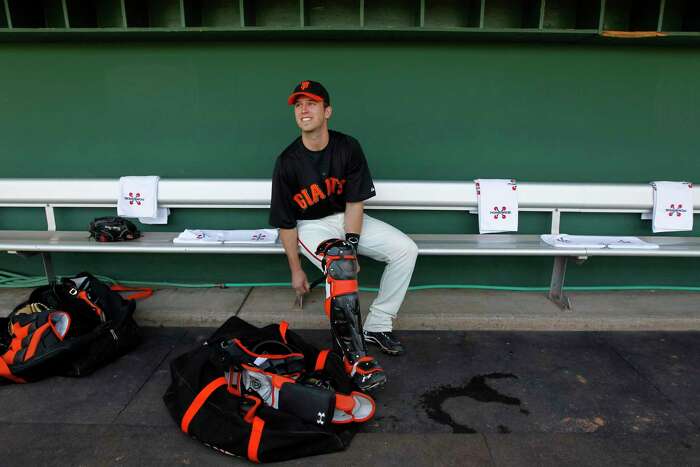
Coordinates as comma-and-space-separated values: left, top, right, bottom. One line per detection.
213, 336, 375, 426
89, 216, 140, 242
315, 239, 387, 392
164, 317, 376, 463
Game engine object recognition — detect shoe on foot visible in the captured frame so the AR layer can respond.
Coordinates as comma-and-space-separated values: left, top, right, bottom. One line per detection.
363, 331, 405, 356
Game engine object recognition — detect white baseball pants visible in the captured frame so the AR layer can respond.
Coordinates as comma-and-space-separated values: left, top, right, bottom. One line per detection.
297, 212, 418, 332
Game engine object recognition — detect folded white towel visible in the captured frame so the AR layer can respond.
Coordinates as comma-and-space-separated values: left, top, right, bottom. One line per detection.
118, 176, 159, 218
222, 229, 279, 244
173, 229, 225, 244
173, 229, 279, 245
651, 181, 693, 233
140, 207, 170, 225
541, 234, 658, 249
475, 179, 518, 234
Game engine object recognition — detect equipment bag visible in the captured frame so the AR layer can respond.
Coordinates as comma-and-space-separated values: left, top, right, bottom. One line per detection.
0, 272, 152, 383
163, 316, 376, 463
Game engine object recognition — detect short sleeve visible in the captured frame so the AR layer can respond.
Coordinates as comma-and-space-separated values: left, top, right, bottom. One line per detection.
269, 157, 298, 229
344, 138, 376, 203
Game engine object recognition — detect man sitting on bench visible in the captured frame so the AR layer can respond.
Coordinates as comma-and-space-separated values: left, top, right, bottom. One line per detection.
269, 80, 418, 356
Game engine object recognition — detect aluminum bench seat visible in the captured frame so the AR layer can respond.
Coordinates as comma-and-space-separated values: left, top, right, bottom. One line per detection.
0, 231, 585, 256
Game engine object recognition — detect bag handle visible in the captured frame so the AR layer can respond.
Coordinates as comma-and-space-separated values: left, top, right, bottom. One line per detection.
109, 285, 154, 301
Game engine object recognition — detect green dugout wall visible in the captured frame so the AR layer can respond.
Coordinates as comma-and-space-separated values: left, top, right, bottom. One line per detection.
1, 39, 699, 287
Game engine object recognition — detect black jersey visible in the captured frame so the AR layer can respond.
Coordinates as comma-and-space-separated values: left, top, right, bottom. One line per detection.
269, 130, 376, 229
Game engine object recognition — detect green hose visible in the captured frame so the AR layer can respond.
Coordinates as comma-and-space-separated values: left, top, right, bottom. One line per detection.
1, 269, 699, 292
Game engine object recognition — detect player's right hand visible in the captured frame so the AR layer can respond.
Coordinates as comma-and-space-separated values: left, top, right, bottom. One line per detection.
291, 269, 310, 296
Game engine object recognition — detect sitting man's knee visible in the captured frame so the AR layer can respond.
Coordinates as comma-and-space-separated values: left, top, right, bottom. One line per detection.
403, 237, 418, 259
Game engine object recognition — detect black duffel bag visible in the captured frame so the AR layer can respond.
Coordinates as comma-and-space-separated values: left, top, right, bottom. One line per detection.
0, 272, 151, 383
163, 317, 372, 463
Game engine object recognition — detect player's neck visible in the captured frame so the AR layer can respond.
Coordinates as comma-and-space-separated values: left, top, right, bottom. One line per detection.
301, 126, 329, 152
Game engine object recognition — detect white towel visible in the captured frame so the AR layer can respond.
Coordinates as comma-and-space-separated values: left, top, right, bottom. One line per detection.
139, 207, 170, 225
173, 229, 225, 244
651, 181, 693, 233
173, 229, 279, 245
118, 176, 159, 219
541, 234, 658, 249
222, 229, 279, 244
475, 179, 518, 234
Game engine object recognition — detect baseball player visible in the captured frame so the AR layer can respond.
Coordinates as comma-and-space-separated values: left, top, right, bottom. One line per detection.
269, 80, 418, 356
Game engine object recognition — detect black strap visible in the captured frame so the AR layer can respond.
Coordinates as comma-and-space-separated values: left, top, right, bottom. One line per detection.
308, 275, 325, 290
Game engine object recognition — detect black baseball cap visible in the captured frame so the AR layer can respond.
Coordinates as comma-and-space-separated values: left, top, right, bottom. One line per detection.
287, 80, 330, 105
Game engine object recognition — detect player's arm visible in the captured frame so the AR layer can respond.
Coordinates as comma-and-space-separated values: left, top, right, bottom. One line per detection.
344, 201, 364, 236
270, 158, 309, 295
344, 201, 364, 272
279, 227, 309, 295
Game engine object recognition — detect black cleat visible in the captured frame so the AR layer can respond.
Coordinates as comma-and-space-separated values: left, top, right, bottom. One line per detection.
363, 331, 405, 356
354, 369, 387, 393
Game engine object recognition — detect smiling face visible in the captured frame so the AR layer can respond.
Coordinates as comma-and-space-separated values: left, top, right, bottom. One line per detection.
293, 96, 332, 134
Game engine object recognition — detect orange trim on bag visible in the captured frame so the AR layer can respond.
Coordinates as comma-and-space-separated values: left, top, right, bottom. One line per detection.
315, 349, 330, 371
5, 322, 31, 364
0, 356, 25, 383
24, 322, 50, 362
77, 291, 105, 320
233, 339, 304, 361
248, 416, 265, 463
180, 377, 227, 434
243, 394, 263, 424
110, 285, 154, 301
279, 321, 289, 343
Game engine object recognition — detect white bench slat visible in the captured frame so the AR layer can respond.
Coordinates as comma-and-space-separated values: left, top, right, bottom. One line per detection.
2, 179, 698, 211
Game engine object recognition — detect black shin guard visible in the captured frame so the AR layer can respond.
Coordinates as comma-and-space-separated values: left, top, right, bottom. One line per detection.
315, 239, 387, 392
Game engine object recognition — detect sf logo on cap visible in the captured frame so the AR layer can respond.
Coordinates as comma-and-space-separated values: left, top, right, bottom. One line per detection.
300, 81, 310, 90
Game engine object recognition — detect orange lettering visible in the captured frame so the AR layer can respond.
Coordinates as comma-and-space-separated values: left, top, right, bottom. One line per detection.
325, 177, 334, 196
310, 183, 326, 204
302, 189, 313, 206
293, 194, 307, 209
337, 179, 346, 195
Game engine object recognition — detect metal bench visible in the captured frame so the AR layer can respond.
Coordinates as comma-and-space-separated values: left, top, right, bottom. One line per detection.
1, 179, 698, 310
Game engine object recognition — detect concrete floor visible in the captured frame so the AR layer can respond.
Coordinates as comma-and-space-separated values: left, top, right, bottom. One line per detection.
4, 286, 693, 331
1, 287, 699, 466
0, 326, 698, 466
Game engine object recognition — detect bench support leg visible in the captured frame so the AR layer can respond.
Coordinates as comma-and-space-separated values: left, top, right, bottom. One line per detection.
41, 253, 56, 284
548, 256, 571, 311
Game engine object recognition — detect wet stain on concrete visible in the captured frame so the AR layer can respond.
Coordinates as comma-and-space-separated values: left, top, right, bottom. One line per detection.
497, 424, 511, 433
419, 372, 527, 433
